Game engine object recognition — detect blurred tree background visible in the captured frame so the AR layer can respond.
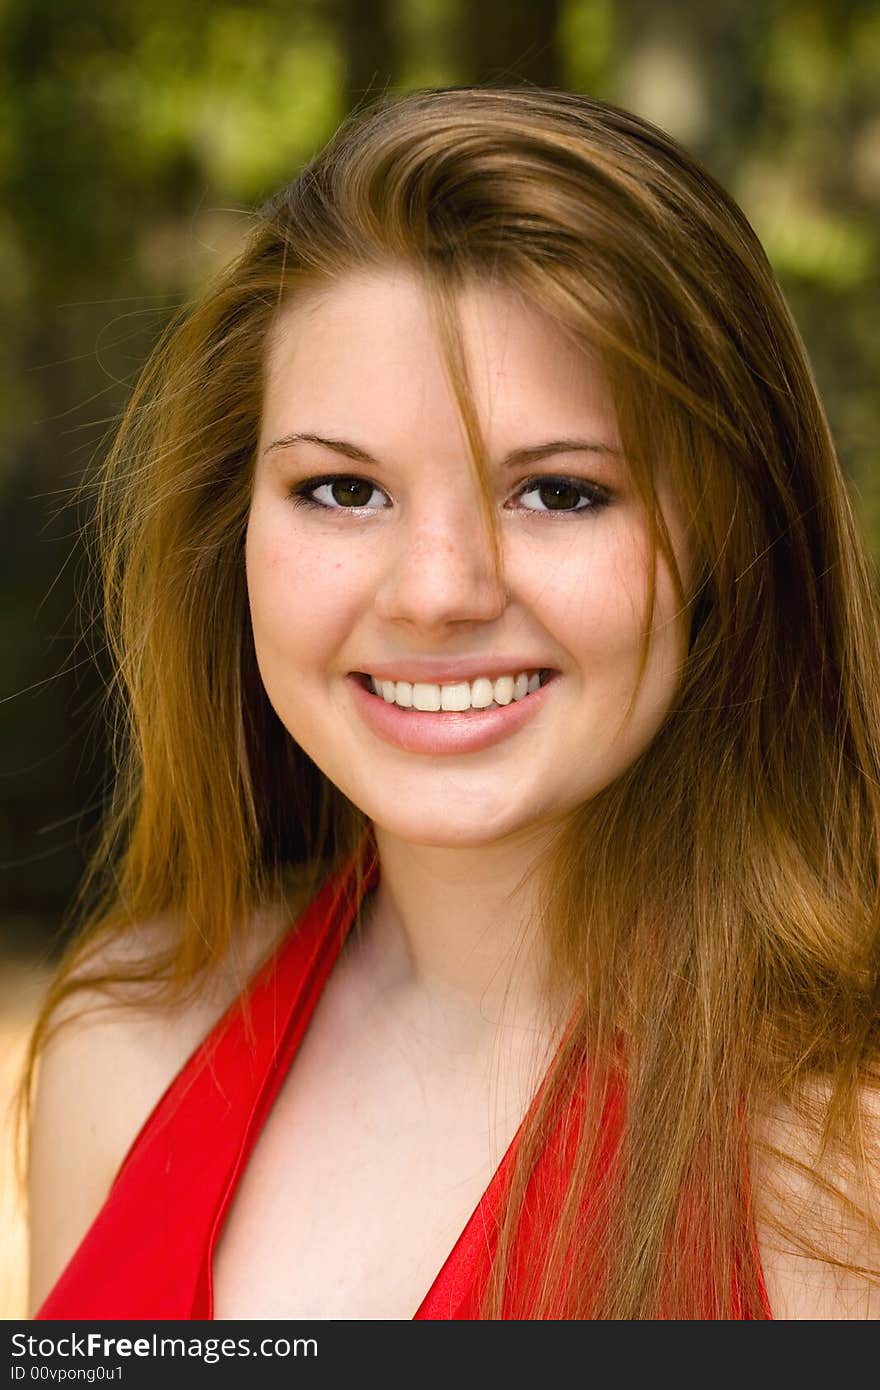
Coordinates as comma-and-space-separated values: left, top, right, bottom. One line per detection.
2, 0, 879, 949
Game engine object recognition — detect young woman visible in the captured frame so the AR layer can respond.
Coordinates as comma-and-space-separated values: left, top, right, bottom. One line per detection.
21, 86, 880, 1320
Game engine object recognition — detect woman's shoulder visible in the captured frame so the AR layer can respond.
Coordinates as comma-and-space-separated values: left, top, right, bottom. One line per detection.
751, 1079, 880, 1319
26, 873, 318, 1315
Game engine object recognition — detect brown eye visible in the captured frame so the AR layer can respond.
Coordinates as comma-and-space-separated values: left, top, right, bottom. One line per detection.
535, 480, 581, 510
289, 475, 388, 511
329, 478, 375, 507
515, 476, 611, 515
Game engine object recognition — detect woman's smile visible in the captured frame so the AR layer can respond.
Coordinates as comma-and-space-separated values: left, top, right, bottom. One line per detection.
344, 667, 563, 756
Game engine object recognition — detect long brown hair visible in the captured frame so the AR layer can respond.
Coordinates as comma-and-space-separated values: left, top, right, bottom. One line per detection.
18, 86, 880, 1317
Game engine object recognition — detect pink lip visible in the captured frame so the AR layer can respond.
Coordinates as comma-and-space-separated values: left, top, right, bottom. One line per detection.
346, 672, 561, 756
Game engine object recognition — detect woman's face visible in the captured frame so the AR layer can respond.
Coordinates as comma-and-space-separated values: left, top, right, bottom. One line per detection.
247, 267, 690, 847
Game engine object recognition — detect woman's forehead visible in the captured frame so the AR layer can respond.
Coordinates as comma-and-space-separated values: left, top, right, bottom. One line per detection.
261, 267, 622, 453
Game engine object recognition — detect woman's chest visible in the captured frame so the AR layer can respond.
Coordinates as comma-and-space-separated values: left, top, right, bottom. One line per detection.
211, 982, 547, 1319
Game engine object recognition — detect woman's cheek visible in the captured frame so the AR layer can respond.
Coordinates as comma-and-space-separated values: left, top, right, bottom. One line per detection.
247, 526, 363, 669
533, 545, 645, 662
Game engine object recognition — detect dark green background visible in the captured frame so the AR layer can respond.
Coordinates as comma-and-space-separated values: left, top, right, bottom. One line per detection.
2, 0, 878, 944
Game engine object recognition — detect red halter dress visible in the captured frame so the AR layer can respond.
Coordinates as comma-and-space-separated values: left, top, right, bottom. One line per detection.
35, 834, 773, 1320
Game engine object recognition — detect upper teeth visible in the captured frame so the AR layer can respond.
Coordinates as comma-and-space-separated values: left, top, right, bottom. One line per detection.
369, 670, 545, 711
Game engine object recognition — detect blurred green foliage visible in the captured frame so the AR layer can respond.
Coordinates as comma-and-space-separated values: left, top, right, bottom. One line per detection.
1, 0, 878, 935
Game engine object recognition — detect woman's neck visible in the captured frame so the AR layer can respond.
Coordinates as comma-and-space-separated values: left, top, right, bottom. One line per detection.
345, 823, 572, 1054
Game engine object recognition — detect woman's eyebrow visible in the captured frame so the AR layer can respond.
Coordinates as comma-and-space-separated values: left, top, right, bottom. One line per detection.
501, 438, 623, 467
262, 431, 622, 467
264, 431, 377, 464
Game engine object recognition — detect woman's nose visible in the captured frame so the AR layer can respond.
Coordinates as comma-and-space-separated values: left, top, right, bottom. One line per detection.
373, 499, 509, 631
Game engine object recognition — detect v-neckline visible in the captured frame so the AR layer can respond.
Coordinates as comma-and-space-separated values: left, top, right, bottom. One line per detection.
203, 832, 576, 1320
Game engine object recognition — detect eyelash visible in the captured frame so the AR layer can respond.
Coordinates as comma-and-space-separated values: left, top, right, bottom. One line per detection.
287, 473, 612, 518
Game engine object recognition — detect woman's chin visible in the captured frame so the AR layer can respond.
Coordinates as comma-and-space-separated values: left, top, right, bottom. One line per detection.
363, 807, 549, 851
